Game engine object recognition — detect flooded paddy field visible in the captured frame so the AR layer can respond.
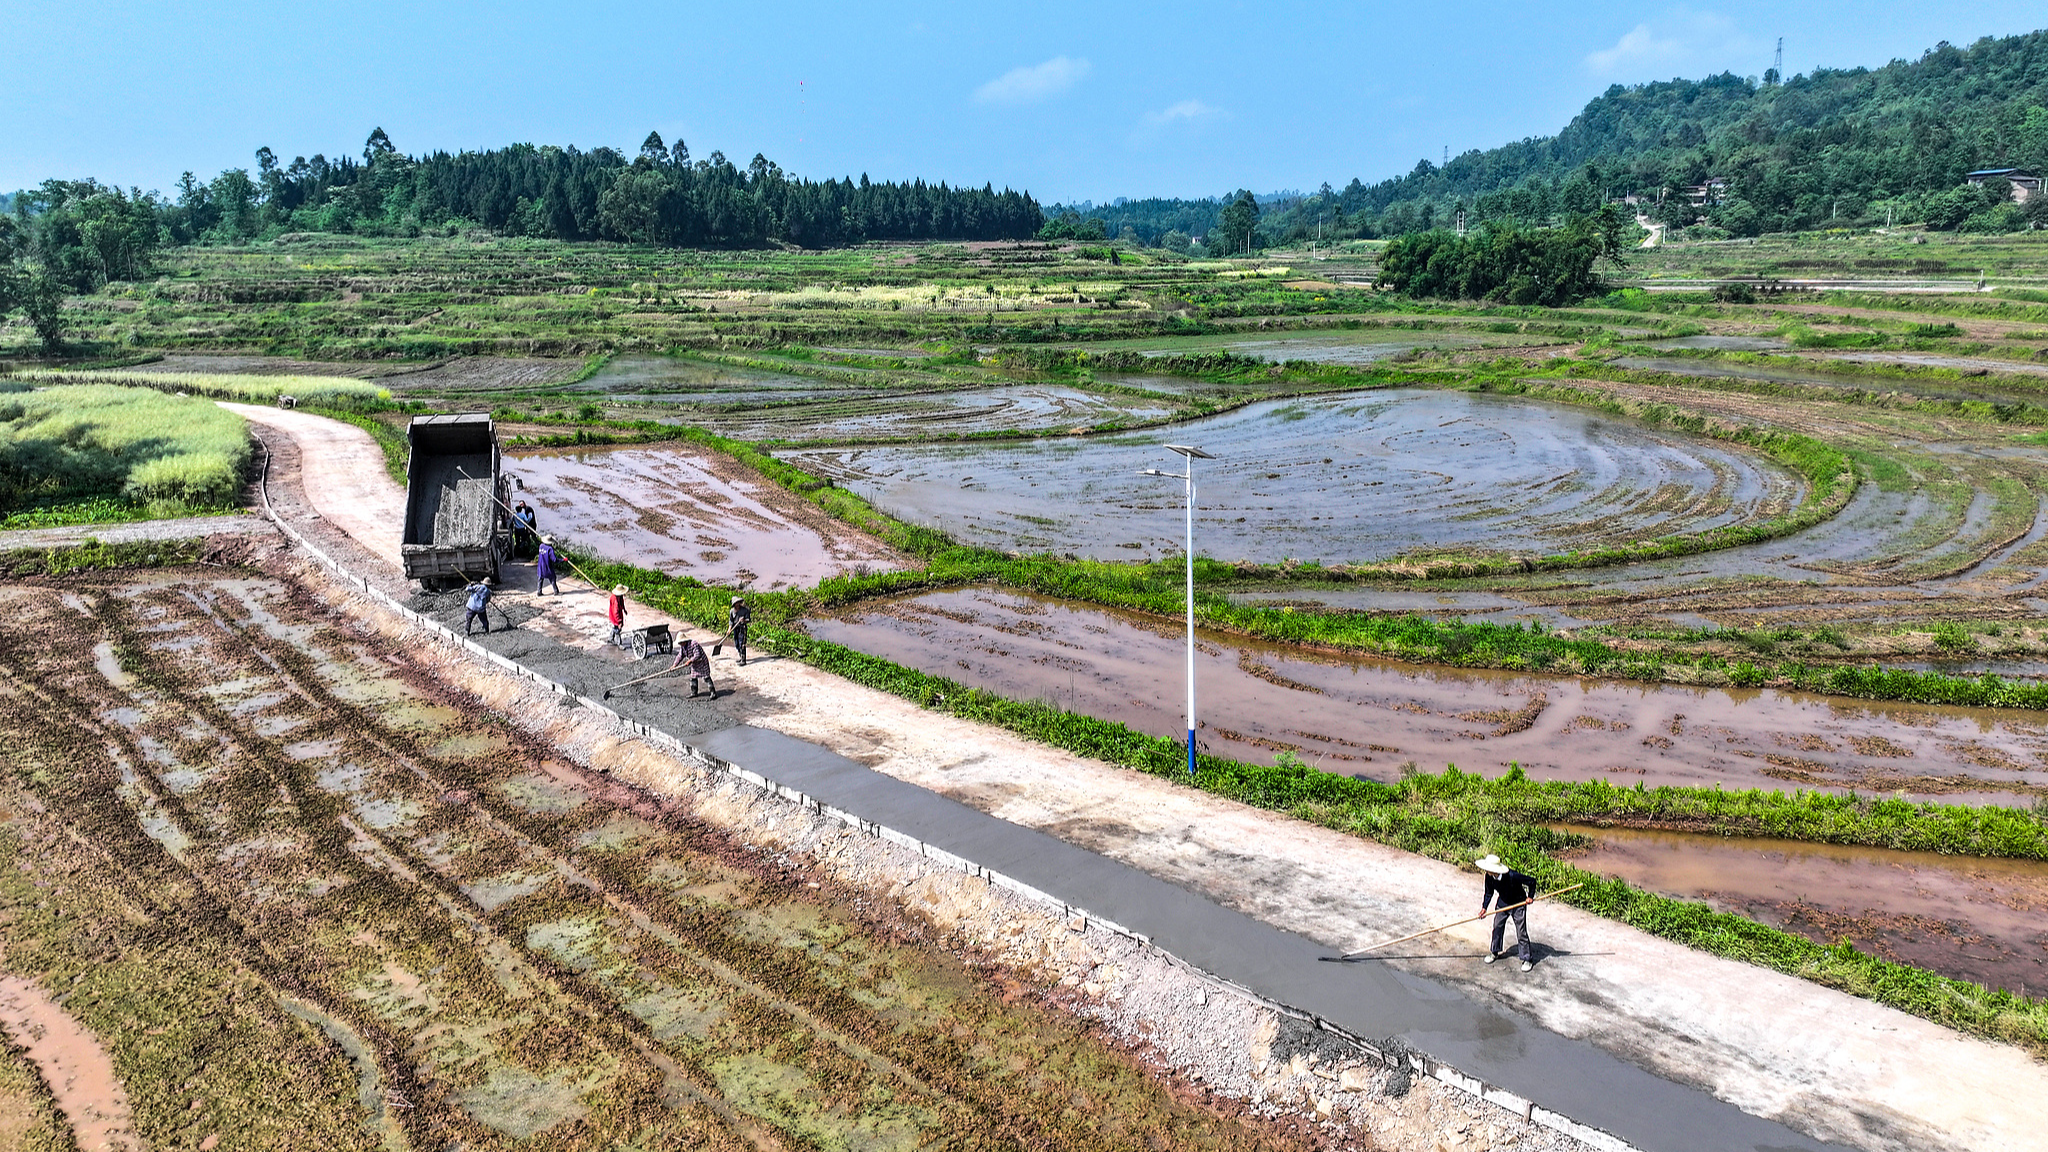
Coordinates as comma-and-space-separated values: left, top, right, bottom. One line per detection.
504, 443, 910, 588
568, 353, 835, 397
683, 384, 1183, 441
1253, 372, 2048, 640
1075, 328, 1556, 365
807, 588, 2048, 803
1612, 354, 2048, 405
0, 571, 1312, 1152
1564, 826, 2048, 996
781, 389, 1802, 564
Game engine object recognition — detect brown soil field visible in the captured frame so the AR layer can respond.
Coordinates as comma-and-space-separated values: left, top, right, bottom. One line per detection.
0, 566, 1334, 1152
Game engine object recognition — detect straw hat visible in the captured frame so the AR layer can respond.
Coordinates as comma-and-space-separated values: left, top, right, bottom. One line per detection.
612, 584, 630, 596
541, 534, 555, 545
731, 596, 744, 604
1474, 855, 1509, 874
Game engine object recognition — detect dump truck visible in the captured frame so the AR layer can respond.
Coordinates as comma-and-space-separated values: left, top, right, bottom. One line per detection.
401, 413, 511, 588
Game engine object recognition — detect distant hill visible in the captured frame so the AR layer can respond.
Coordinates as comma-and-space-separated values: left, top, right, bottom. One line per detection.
1071, 29, 2048, 246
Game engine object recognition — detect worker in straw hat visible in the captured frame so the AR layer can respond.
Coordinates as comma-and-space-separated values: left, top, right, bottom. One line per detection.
607, 584, 630, 648
727, 596, 752, 665
1475, 855, 1539, 972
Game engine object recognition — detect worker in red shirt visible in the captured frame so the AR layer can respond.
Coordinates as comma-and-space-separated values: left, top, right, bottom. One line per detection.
608, 584, 629, 648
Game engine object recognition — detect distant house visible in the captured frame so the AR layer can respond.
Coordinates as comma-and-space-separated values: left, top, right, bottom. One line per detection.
1965, 169, 2042, 203
1683, 178, 1730, 208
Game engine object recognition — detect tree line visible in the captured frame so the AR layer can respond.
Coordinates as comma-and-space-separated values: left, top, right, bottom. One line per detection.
159, 129, 1045, 249
0, 130, 1046, 349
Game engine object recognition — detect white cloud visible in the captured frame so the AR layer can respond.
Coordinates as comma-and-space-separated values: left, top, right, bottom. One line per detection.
1585, 12, 1755, 79
1148, 99, 1219, 124
1587, 24, 1681, 74
975, 56, 1091, 105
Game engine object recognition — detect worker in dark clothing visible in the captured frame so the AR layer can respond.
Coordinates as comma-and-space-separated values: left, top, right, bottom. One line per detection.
727, 596, 752, 665
513, 501, 539, 557
462, 578, 493, 635
670, 636, 715, 698
1477, 855, 1538, 972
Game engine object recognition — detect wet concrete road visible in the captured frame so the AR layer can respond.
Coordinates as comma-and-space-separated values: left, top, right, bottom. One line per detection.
406, 596, 1846, 1152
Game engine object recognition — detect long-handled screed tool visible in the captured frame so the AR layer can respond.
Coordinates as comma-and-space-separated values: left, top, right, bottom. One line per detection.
602, 665, 682, 701
1318, 883, 1584, 962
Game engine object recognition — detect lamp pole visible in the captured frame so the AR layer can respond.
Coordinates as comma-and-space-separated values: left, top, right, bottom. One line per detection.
1141, 443, 1215, 777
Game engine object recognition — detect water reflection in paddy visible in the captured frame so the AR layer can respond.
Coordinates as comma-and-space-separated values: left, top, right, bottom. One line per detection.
781, 389, 1801, 563
1565, 824, 2048, 994
809, 587, 2048, 804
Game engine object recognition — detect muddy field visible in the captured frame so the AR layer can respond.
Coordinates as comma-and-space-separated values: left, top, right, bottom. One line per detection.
0, 570, 1324, 1151
1565, 825, 2048, 996
505, 443, 912, 588
806, 587, 2048, 803
689, 385, 1183, 442
782, 390, 1800, 564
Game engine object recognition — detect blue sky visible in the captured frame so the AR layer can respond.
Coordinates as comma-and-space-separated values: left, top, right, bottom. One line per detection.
5, 2, 2043, 204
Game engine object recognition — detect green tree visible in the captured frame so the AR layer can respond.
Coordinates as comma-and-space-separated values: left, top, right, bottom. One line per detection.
1214, 190, 1259, 255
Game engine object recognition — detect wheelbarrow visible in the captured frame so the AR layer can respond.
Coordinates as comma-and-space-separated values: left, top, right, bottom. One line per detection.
626, 623, 673, 660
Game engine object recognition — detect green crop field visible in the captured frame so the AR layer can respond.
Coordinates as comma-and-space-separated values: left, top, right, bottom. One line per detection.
0, 383, 251, 522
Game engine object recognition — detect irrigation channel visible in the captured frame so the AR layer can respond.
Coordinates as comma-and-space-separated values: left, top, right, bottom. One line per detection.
0, 570, 1312, 1151
781, 390, 1802, 564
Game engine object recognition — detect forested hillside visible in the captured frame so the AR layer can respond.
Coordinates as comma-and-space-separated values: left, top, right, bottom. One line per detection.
1059, 28, 2048, 247
7, 127, 1041, 285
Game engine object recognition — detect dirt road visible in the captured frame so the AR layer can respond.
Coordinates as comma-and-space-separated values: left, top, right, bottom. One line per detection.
252, 406, 2041, 1150
223, 402, 406, 567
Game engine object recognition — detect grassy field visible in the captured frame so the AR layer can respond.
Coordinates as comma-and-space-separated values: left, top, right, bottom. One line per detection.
0, 383, 251, 520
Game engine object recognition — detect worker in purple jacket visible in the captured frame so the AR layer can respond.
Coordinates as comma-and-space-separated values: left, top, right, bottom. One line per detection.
1477, 854, 1539, 972
535, 535, 560, 596
669, 636, 715, 698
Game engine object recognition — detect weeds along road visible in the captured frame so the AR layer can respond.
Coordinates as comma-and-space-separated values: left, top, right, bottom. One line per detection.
0, 571, 1310, 1151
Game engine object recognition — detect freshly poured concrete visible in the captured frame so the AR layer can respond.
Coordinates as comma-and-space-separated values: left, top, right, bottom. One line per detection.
408, 592, 1842, 1152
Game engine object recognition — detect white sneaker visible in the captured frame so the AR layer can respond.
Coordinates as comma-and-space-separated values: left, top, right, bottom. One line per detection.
1520, 961, 1533, 973
1482, 952, 1496, 964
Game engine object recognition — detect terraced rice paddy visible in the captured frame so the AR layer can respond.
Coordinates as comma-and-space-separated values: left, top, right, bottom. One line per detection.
806, 587, 2048, 802
0, 570, 1308, 1152
782, 390, 1801, 563
504, 444, 910, 587
1564, 825, 2048, 996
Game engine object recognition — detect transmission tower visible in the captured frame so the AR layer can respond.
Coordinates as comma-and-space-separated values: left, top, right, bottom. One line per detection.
1773, 38, 1783, 83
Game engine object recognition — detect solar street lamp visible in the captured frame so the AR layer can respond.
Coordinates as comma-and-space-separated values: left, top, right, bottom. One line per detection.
1139, 443, 1215, 777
